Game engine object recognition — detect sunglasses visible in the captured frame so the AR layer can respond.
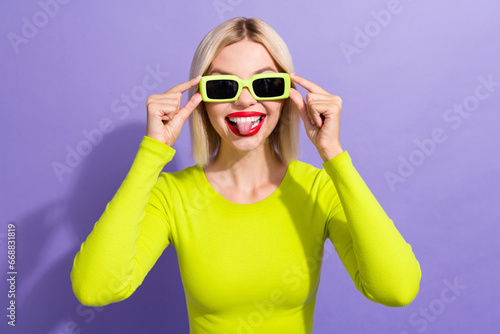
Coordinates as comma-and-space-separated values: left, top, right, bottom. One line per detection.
199, 72, 291, 102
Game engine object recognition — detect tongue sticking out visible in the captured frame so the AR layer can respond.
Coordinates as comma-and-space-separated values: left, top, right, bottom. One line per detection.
236, 120, 254, 135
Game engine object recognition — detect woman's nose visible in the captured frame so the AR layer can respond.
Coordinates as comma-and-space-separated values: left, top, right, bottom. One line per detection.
234, 87, 257, 107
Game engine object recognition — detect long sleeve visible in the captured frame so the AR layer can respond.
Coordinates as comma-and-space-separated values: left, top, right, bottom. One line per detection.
70, 136, 176, 306
323, 151, 421, 307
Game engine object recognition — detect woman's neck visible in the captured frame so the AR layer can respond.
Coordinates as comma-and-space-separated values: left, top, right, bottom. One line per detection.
204, 140, 287, 195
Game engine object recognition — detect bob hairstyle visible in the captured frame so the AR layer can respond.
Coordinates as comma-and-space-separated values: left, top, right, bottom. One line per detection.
188, 17, 300, 167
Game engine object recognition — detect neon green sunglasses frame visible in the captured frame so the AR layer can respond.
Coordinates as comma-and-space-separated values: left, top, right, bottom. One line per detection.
199, 72, 291, 102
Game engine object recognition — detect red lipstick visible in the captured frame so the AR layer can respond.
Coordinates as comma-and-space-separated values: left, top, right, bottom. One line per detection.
225, 111, 266, 137
226, 111, 265, 117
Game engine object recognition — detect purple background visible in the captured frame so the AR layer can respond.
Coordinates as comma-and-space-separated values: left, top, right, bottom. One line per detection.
1, 0, 499, 333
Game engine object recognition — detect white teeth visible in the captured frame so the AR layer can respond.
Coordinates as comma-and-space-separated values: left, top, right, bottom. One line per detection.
228, 116, 261, 123
251, 117, 262, 128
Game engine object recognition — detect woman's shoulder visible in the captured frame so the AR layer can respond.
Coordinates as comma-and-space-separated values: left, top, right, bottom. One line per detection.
288, 159, 331, 186
290, 159, 326, 176
149, 165, 205, 201
158, 164, 202, 184
285, 159, 337, 205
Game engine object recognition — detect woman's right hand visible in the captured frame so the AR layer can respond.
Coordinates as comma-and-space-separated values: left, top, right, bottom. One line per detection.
146, 76, 202, 146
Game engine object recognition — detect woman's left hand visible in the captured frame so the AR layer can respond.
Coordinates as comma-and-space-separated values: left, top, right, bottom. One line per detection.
289, 73, 344, 162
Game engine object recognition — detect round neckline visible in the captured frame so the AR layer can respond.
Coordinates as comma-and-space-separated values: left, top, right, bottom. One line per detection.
196, 160, 296, 213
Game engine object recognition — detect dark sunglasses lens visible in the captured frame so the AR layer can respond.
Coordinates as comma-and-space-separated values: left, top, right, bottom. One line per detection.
206, 80, 238, 99
253, 78, 285, 98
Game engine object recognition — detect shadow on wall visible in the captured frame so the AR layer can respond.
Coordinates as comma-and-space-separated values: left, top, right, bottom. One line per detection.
13, 123, 189, 334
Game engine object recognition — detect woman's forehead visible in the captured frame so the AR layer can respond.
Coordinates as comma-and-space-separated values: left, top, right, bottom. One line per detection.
209, 40, 277, 77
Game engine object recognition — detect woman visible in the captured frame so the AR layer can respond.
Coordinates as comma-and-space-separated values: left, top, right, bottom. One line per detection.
71, 17, 421, 333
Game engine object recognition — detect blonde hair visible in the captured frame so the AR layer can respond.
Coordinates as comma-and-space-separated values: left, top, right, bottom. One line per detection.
188, 17, 300, 167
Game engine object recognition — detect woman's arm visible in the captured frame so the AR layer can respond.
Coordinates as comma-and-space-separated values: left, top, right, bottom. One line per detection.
71, 75, 202, 307
288, 73, 420, 306
323, 151, 421, 307
70, 136, 175, 306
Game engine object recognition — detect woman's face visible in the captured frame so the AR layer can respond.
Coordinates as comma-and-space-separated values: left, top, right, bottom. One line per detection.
204, 40, 285, 153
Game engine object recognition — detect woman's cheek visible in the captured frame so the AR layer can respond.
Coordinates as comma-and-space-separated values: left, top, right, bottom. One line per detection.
206, 104, 227, 131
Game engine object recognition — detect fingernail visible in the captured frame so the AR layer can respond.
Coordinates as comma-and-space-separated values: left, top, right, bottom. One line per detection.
310, 119, 315, 125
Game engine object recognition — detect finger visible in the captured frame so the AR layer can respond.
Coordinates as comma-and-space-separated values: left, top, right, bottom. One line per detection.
176, 93, 202, 123
290, 73, 328, 94
309, 98, 336, 126
289, 88, 314, 127
147, 102, 177, 120
307, 105, 322, 127
167, 75, 202, 94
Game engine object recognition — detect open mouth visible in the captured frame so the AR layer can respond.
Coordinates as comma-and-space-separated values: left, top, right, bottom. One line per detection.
225, 115, 266, 137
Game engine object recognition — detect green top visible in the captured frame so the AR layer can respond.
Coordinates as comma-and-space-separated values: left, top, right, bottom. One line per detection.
70, 135, 421, 334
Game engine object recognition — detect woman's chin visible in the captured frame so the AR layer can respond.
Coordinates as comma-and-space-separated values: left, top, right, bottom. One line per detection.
227, 138, 265, 152
222, 131, 271, 153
